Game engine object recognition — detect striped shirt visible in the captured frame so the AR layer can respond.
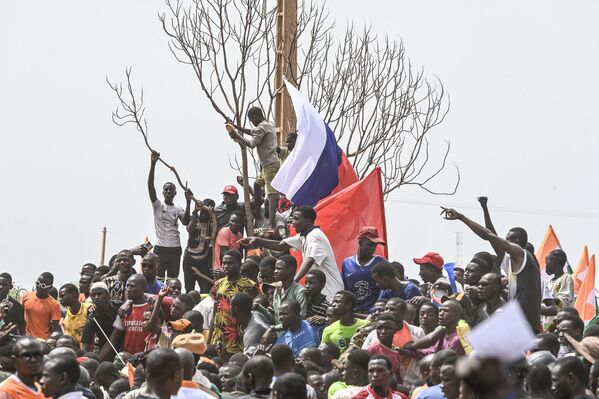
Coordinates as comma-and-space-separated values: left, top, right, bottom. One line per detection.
307, 294, 330, 320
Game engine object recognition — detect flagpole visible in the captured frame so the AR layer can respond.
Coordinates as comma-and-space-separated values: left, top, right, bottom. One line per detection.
92, 316, 125, 364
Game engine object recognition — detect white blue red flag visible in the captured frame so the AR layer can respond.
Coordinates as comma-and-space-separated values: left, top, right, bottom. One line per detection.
271, 80, 357, 207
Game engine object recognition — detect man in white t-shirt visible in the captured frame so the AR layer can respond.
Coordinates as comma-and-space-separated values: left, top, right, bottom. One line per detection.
148, 151, 192, 280
239, 205, 343, 300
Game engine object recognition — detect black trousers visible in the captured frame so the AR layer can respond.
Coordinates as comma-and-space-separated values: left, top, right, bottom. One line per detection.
154, 245, 182, 279
182, 248, 214, 294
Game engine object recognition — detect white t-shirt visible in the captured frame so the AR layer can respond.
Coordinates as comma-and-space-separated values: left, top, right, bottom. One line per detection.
283, 228, 343, 300
194, 296, 214, 330
152, 199, 185, 247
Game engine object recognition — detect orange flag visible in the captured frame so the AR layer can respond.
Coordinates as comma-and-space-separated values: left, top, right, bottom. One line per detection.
573, 246, 590, 295
535, 225, 563, 272
575, 254, 596, 323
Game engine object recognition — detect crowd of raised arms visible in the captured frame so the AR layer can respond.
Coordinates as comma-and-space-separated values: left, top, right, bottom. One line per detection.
1, 108, 596, 399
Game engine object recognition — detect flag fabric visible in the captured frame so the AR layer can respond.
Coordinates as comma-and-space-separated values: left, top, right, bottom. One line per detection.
575, 254, 596, 323
573, 246, 590, 295
443, 262, 458, 294
271, 80, 357, 207
292, 167, 387, 270
535, 225, 570, 276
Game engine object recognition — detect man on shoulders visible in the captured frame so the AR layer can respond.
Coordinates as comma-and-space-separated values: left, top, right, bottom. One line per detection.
148, 150, 192, 280
240, 205, 343, 300
341, 227, 388, 313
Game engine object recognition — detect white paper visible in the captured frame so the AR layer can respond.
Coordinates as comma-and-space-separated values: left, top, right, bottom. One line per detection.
466, 301, 536, 363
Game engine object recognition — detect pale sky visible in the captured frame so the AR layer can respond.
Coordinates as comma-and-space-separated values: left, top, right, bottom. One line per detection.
2, 0, 598, 288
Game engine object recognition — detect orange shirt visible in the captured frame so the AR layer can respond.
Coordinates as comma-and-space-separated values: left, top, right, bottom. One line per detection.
22, 292, 61, 340
0, 375, 47, 399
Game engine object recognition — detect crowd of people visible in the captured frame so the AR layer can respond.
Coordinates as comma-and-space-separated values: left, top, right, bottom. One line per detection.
1, 107, 597, 399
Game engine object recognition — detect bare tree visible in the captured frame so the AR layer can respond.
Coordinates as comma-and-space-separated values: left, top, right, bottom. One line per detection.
157, 0, 458, 198
108, 0, 458, 215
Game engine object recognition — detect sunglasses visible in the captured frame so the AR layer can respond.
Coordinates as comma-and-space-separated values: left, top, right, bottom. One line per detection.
17, 352, 43, 360
35, 282, 52, 290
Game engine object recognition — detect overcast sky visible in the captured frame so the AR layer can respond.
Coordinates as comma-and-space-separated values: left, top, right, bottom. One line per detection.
2, 0, 598, 288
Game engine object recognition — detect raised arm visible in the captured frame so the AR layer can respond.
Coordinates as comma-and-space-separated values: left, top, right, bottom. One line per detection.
148, 151, 159, 203
477, 196, 503, 259
182, 189, 192, 226
294, 257, 316, 283
441, 207, 524, 272
145, 286, 168, 332
238, 237, 291, 252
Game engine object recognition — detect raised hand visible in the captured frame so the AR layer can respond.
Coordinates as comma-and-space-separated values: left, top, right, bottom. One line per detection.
477, 196, 488, 207
237, 237, 256, 246
151, 151, 160, 162
158, 285, 170, 300
440, 207, 463, 221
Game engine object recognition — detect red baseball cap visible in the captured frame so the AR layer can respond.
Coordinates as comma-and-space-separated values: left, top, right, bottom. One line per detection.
357, 226, 386, 245
413, 252, 444, 270
222, 185, 238, 195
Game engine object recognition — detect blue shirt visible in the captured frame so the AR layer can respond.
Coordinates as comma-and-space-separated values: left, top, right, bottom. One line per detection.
417, 385, 444, 399
378, 281, 422, 301
276, 320, 321, 357
145, 279, 165, 295
341, 255, 387, 312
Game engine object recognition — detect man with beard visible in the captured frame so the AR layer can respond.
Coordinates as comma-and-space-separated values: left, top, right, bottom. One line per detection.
83, 282, 122, 354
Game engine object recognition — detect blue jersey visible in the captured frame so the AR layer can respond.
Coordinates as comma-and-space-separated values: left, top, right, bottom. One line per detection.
276, 320, 321, 357
341, 255, 387, 312
378, 281, 422, 301
145, 279, 165, 295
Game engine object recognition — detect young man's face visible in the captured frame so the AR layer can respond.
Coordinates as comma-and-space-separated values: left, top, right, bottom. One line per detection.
331, 293, 348, 316
440, 365, 460, 399
274, 261, 292, 282
375, 320, 397, 344
90, 288, 109, 308
58, 288, 76, 308
439, 302, 460, 327
166, 279, 182, 297
368, 359, 391, 390
35, 276, 52, 295
162, 183, 177, 202
40, 362, 63, 399
305, 274, 323, 296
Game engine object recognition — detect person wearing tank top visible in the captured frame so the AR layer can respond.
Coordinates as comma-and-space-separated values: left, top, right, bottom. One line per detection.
440, 205, 542, 333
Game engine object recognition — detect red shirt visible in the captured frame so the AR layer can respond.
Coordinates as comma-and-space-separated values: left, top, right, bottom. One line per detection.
113, 302, 150, 355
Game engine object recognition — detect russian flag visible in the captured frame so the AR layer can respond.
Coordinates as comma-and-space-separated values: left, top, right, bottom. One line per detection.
271, 80, 357, 207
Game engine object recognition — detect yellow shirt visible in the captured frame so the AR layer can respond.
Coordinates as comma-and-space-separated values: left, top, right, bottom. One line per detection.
63, 302, 91, 345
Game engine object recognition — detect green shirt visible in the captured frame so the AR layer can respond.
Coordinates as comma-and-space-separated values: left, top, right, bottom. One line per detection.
321, 318, 370, 353
273, 282, 308, 323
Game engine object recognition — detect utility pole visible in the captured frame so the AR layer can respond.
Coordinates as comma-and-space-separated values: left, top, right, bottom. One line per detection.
455, 232, 463, 268
100, 227, 107, 266
274, 0, 297, 145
